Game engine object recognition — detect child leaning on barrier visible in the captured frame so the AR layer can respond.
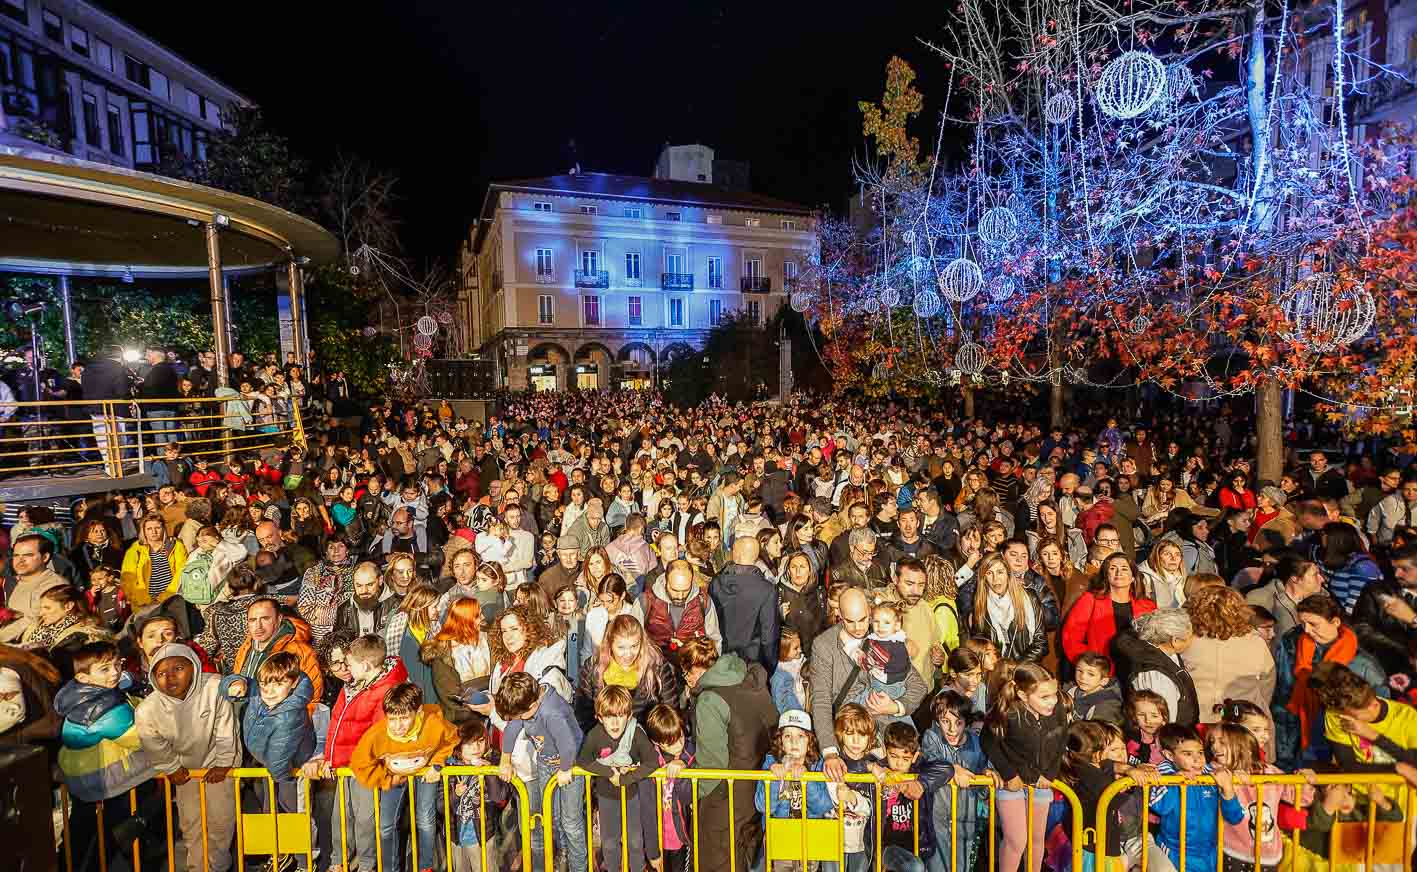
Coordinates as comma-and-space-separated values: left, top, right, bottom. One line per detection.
879, 721, 977, 872
830, 704, 884, 872
644, 703, 696, 872
447, 716, 510, 872
576, 684, 661, 872
1060, 720, 1157, 872
1206, 722, 1315, 872
754, 708, 836, 872
1147, 723, 1244, 872
225, 651, 316, 813
921, 690, 992, 872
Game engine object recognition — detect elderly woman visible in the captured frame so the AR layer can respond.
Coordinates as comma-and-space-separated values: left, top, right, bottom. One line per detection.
573, 612, 680, 733
1113, 607, 1199, 726
1061, 553, 1158, 667
1181, 586, 1276, 745
120, 513, 188, 611
1271, 592, 1387, 768
1249, 486, 1299, 545
965, 554, 1048, 661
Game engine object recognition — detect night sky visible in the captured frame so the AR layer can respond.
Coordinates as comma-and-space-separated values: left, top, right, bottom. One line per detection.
97, 0, 954, 260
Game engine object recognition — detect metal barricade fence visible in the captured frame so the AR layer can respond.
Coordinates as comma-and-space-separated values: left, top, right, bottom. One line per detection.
0, 396, 305, 478
1095, 772, 1417, 872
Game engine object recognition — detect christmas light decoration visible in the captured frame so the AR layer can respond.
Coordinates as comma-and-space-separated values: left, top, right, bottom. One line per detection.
940, 257, 984, 302
1095, 50, 1167, 119
978, 207, 1020, 246
913, 289, 943, 318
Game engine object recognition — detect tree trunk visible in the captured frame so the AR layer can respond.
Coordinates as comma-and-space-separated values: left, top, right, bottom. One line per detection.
1050, 380, 1065, 428
1256, 381, 1284, 483
964, 386, 976, 418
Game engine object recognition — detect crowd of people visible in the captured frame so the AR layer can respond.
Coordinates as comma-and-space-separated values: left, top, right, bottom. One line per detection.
3, 378, 1417, 872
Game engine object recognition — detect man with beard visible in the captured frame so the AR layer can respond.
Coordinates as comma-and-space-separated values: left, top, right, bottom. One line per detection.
334, 561, 398, 638
876, 558, 946, 696
253, 520, 308, 602
295, 536, 359, 646
640, 558, 722, 657
888, 506, 938, 563
380, 507, 426, 558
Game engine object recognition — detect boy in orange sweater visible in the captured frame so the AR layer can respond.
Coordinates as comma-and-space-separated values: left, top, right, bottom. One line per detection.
350, 683, 456, 872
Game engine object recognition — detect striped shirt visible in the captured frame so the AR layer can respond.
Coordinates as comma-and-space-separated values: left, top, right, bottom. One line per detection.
149, 547, 173, 599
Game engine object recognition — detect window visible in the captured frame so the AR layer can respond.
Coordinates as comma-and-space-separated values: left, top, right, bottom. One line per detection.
532, 201, 553, 212
707, 256, 723, 289
707, 214, 722, 225
70, 25, 89, 57
697, 173, 707, 181
535, 248, 554, 279
203, 96, 220, 125
748, 300, 761, 323
784, 261, 799, 287
625, 252, 641, 280
538, 295, 554, 325
624, 207, 643, 218
580, 248, 599, 273
628, 296, 642, 326
150, 68, 169, 100
1, 0, 26, 24
666, 253, 685, 274
665, 211, 682, 222
583, 295, 601, 326
106, 104, 124, 156
42, 9, 62, 42
669, 298, 684, 327
82, 94, 100, 144
131, 104, 152, 164
782, 219, 797, 231
745, 257, 763, 279
746, 217, 761, 228
95, 39, 113, 71
579, 205, 598, 215
124, 55, 151, 90
710, 299, 723, 326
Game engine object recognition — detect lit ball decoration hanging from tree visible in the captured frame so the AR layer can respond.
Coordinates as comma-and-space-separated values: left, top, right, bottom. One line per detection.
879, 286, 901, 308
863, 297, 882, 315
1095, 50, 1167, 119
790, 291, 814, 312
954, 341, 987, 375
412, 333, 433, 350
989, 275, 1017, 302
902, 229, 916, 244
435, 309, 454, 325
912, 289, 942, 318
1280, 273, 1376, 351
939, 257, 984, 302
1045, 92, 1076, 125
1129, 315, 1150, 334
362, 326, 378, 338
978, 207, 1019, 246
1166, 65, 1195, 104
416, 315, 439, 336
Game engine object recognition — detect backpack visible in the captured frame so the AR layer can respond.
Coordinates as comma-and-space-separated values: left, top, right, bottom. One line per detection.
178, 551, 216, 606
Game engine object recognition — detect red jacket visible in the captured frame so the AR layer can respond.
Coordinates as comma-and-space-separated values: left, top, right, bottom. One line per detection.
325, 658, 410, 768
1061, 592, 1157, 666
1077, 502, 1116, 546
189, 469, 222, 496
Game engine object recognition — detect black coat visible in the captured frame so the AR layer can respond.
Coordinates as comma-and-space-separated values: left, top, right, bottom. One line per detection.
709, 563, 781, 676
1112, 632, 1200, 726
80, 357, 130, 411
139, 362, 180, 411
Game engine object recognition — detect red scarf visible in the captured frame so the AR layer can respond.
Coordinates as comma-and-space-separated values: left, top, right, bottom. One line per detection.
1286, 625, 1359, 748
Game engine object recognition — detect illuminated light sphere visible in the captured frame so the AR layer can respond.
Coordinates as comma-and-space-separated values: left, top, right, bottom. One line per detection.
1166, 65, 1195, 103
879, 286, 901, 308
954, 341, 987, 375
978, 207, 1020, 246
435, 309, 454, 325
416, 315, 439, 336
790, 291, 814, 312
939, 257, 984, 302
1281, 273, 1376, 351
902, 229, 916, 244
1095, 50, 1167, 119
362, 326, 378, 338
412, 333, 433, 350
912, 289, 942, 318
863, 297, 882, 315
348, 265, 361, 276
1129, 315, 1150, 334
872, 362, 888, 380
989, 275, 1018, 302
1045, 92, 1076, 125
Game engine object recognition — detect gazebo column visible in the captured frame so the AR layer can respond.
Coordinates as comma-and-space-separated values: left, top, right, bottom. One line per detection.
206, 222, 231, 389
287, 259, 308, 366
57, 274, 76, 366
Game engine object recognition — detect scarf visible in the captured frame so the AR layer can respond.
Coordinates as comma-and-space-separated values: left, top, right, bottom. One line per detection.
388, 708, 426, 744
28, 614, 81, 650
604, 660, 641, 688
602, 719, 640, 767
1287, 625, 1359, 748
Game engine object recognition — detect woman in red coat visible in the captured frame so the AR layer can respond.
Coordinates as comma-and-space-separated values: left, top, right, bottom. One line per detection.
1061, 553, 1157, 667
1218, 471, 1257, 511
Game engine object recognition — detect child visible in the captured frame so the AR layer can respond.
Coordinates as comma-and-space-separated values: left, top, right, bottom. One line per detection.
771, 628, 808, 714
1297, 783, 1403, 871
1148, 723, 1243, 872
349, 682, 457, 872
1217, 698, 1277, 763
753, 709, 836, 871
1068, 652, 1124, 724
1207, 722, 1313, 872
134, 643, 241, 872
854, 602, 913, 725
826, 705, 881, 872
176, 526, 224, 609
879, 721, 973, 872
921, 691, 992, 872
1060, 720, 1155, 872
943, 647, 989, 717
1125, 690, 1169, 766
447, 716, 511, 872
54, 642, 158, 872
84, 565, 129, 634
980, 662, 1069, 872
230, 652, 316, 814
577, 685, 661, 872
1313, 661, 1417, 779
645, 704, 696, 872
495, 670, 588, 872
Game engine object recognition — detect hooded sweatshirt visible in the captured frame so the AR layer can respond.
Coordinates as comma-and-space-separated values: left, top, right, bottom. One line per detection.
134, 643, 241, 774
689, 653, 779, 798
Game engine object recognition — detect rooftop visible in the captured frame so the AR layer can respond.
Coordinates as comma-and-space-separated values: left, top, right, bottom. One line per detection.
491, 172, 812, 215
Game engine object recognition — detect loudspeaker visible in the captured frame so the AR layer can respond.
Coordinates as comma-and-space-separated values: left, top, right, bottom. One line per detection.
0, 745, 58, 872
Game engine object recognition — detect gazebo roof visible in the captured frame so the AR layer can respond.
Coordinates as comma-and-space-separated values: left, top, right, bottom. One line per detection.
0, 142, 338, 279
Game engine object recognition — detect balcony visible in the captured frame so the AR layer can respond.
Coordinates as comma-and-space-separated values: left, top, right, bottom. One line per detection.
574, 269, 610, 289
535, 272, 556, 284
624, 276, 643, 288
661, 273, 694, 291
741, 276, 772, 294
491, 271, 504, 292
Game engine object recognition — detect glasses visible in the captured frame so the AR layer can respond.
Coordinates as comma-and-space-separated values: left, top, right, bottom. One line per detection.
1096, 537, 1121, 546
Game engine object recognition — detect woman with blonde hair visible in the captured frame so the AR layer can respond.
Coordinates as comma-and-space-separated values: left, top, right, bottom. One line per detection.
120, 513, 189, 610
955, 469, 989, 514
922, 554, 962, 652
1181, 585, 1276, 754
392, 583, 442, 703
967, 554, 1048, 661
1139, 539, 1188, 608
573, 612, 679, 732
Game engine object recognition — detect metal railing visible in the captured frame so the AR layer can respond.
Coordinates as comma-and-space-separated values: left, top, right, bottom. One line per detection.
661, 273, 694, 291
741, 276, 772, 293
573, 269, 610, 289
0, 394, 305, 478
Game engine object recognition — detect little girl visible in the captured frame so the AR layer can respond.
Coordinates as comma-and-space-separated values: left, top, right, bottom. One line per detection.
1061, 720, 1155, 872
980, 663, 1069, 872
754, 709, 835, 871
1125, 690, 1169, 766
1217, 698, 1276, 763
585, 575, 642, 654
942, 647, 989, 719
84, 565, 129, 634
1207, 723, 1313, 872
770, 629, 809, 714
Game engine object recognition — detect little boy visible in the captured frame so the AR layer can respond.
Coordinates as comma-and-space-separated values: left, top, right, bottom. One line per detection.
134, 643, 240, 872
880, 722, 973, 872
644, 704, 696, 872
1067, 651, 1124, 724
920, 691, 991, 872
228, 652, 315, 814
495, 671, 588, 872
447, 717, 511, 872
576, 685, 660, 872
350, 682, 456, 872
1148, 724, 1243, 872
54, 642, 157, 872
83, 565, 129, 633
830, 704, 882, 872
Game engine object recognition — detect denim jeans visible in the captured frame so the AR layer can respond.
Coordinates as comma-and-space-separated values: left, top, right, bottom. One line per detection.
529, 765, 587, 872
348, 778, 438, 872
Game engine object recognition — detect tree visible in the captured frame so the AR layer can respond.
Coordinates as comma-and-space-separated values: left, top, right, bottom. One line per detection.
158, 105, 310, 215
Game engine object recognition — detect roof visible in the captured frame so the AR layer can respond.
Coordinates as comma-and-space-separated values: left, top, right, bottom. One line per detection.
472, 171, 813, 252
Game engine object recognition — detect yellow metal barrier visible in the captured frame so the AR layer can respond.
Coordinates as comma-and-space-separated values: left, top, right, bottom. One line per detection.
0, 395, 305, 478
1095, 772, 1416, 872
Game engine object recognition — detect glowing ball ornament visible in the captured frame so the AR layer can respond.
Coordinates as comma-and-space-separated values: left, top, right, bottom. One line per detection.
978, 207, 1020, 246
1095, 50, 1167, 119
879, 286, 901, 308
955, 341, 987, 375
912, 289, 942, 318
362, 326, 378, 338
790, 291, 814, 312
1129, 315, 1150, 334
1045, 92, 1076, 125
939, 257, 984, 302
902, 229, 916, 244
1166, 65, 1195, 104
416, 315, 438, 336
989, 275, 1018, 302
1280, 273, 1376, 351
863, 297, 882, 315
412, 333, 433, 350
435, 309, 454, 325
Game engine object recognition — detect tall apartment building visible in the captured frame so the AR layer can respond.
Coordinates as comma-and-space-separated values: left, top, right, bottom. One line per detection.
0, 0, 245, 168
457, 144, 815, 392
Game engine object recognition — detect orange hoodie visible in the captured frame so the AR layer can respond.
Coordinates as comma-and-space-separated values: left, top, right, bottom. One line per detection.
350, 704, 458, 790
